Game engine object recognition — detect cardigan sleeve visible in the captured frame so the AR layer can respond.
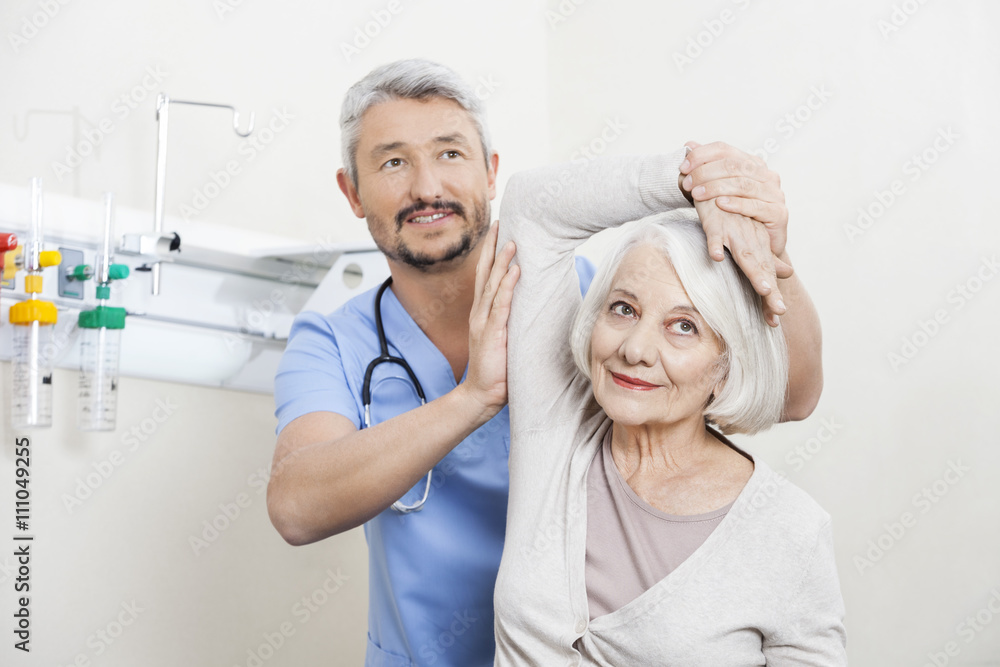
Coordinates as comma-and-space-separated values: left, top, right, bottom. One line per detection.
499, 151, 692, 432
762, 519, 848, 665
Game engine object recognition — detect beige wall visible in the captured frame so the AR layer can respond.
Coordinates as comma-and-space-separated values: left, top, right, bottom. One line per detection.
1, 0, 998, 665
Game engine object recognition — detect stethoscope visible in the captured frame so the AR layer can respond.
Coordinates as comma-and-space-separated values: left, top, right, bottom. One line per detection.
363, 277, 431, 513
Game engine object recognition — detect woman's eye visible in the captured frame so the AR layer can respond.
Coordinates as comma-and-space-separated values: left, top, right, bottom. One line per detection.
669, 319, 697, 335
610, 302, 636, 317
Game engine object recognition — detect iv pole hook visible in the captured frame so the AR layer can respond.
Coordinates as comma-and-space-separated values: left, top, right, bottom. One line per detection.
149, 94, 256, 294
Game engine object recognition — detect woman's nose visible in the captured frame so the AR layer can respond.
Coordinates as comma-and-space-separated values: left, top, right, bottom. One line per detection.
619, 324, 658, 367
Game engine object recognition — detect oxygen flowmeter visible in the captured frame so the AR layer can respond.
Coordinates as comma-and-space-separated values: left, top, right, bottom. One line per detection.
9, 179, 62, 429
74, 193, 129, 431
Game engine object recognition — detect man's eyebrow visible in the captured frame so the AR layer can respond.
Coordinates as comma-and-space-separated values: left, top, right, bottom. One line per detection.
433, 133, 472, 148
370, 141, 405, 159
369, 134, 472, 160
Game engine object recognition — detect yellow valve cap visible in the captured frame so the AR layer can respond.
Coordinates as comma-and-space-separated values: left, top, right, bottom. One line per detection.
3, 246, 22, 280
9, 299, 57, 325
39, 250, 61, 267
24, 275, 43, 293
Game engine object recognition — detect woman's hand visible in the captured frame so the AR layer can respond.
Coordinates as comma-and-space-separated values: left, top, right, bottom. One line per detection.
462, 221, 520, 417
679, 141, 791, 326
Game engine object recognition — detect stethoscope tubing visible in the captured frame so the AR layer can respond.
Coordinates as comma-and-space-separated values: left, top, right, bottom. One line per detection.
363, 277, 431, 513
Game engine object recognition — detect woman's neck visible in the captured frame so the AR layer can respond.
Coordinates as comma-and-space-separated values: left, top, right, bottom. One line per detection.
610, 416, 725, 480
609, 417, 753, 515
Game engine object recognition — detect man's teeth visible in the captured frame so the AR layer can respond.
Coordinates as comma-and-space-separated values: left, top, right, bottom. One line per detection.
410, 212, 449, 224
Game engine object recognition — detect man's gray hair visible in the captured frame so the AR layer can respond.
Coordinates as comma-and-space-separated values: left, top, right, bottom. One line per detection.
339, 58, 493, 185
569, 210, 789, 435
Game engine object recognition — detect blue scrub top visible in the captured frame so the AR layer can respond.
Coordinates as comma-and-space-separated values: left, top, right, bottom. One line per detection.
274, 257, 595, 667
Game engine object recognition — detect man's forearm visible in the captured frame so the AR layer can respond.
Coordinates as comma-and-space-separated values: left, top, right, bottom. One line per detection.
267, 384, 499, 545
775, 251, 823, 421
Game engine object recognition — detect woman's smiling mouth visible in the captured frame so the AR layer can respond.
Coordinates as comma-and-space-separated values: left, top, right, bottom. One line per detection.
610, 372, 659, 391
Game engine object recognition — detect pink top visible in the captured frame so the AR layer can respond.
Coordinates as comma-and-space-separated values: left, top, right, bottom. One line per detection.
585, 430, 736, 619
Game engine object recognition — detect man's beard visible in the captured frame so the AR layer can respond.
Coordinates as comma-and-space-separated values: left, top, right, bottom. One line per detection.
371, 197, 491, 273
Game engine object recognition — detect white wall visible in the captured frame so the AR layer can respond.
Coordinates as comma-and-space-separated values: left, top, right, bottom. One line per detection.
1, 0, 998, 665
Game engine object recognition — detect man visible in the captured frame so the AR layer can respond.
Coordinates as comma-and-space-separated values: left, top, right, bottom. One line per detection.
268, 59, 821, 666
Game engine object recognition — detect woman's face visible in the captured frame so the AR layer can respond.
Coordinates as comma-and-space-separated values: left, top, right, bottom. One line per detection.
589, 244, 724, 429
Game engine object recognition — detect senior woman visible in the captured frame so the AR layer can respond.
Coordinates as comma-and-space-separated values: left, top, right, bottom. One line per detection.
489, 150, 846, 665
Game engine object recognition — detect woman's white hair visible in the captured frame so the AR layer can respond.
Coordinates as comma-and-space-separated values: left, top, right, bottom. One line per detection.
339, 58, 493, 186
569, 210, 788, 435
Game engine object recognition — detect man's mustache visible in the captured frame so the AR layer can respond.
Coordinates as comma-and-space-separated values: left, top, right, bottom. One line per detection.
395, 200, 466, 230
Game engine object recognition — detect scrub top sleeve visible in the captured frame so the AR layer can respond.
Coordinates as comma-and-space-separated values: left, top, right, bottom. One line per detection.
274, 311, 362, 434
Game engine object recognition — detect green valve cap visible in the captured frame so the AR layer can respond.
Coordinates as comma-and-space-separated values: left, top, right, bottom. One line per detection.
70, 265, 92, 281
108, 264, 129, 280
78, 305, 126, 330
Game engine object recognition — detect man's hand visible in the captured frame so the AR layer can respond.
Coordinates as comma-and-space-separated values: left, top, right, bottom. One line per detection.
678, 141, 791, 326
462, 222, 520, 416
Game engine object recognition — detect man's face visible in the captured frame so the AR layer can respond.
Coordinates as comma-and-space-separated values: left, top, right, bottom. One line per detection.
338, 96, 498, 272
